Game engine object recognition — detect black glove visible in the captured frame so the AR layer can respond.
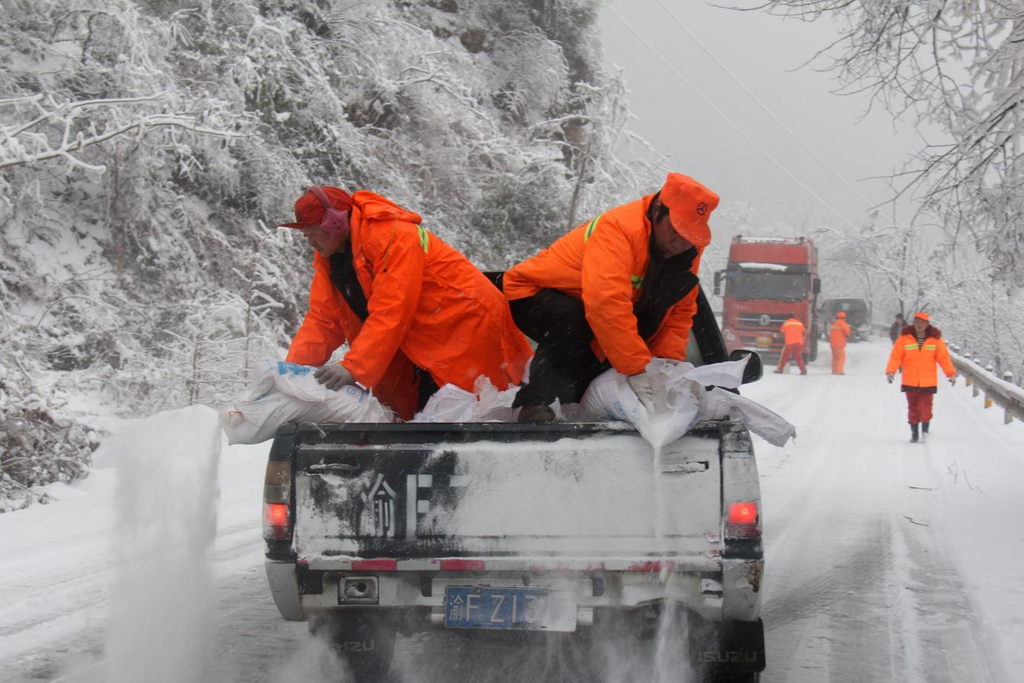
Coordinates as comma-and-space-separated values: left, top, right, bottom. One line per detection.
886, 373, 894, 384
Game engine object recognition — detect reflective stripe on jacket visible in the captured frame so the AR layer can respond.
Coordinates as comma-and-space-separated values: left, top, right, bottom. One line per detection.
885, 326, 955, 389
830, 319, 851, 347
781, 318, 805, 346
502, 195, 702, 376
286, 191, 532, 415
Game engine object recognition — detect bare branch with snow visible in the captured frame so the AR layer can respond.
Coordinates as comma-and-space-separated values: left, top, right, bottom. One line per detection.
0, 95, 249, 173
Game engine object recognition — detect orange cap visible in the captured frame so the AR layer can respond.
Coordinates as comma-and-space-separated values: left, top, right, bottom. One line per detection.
836, 311, 846, 318
279, 186, 353, 228
914, 312, 929, 322
659, 173, 719, 247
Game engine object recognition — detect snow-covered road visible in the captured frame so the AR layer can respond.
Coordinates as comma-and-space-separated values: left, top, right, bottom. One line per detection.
744, 342, 1013, 683
1, 339, 1021, 682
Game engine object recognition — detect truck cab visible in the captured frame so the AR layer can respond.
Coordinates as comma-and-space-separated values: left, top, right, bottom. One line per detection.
262, 289, 766, 682
714, 236, 821, 362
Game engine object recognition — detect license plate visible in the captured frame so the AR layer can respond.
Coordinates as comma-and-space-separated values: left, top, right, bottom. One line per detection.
444, 586, 577, 631
756, 336, 772, 348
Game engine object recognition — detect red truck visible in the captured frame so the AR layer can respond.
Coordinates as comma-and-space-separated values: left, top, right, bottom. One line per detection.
713, 236, 821, 362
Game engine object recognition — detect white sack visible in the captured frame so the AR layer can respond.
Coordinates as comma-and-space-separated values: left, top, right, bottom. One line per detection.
413, 384, 478, 422
579, 359, 707, 449
702, 387, 796, 447
472, 376, 521, 422
580, 356, 795, 449
221, 361, 392, 444
413, 376, 520, 422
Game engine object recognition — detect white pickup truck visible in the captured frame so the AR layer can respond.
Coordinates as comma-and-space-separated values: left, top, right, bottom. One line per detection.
262, 293, 766, 682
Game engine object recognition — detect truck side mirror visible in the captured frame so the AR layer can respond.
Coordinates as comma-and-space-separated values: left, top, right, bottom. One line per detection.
812, 278, 821, 294
730, 349, 763, 384
714, 270, 725, 296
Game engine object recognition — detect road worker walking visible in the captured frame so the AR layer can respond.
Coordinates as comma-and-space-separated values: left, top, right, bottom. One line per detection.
775, 317, 807, 375
885, 312, 957, 442
829, 311, 851, 375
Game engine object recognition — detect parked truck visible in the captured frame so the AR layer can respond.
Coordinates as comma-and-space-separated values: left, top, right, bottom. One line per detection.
714, 236, 821, 362
817, 298, 871, 342
263, 291, 766, 682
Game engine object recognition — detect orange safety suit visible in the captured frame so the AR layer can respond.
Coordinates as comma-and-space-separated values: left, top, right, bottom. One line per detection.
776, 318, 806, 374
885, 324, 956, 425
502, 194, 701, 376
885, 325, 955, 390
287, 191, 532, 419
829, 318, 851, 374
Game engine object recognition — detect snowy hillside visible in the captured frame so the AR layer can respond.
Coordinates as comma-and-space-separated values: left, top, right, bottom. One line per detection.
1, 0, 660, 510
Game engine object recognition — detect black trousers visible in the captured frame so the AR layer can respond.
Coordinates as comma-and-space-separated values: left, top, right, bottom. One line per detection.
509, 290, 611, 407
415, 367, 440, 412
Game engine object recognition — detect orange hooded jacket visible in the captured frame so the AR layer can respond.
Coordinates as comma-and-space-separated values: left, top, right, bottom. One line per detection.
829, 319, 851, 347
502, 195, 701, 377
885, 324, 955, 390
286, 191, 532, 418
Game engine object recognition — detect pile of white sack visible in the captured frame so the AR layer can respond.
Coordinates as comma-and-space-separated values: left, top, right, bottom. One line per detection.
579, 357, 795, 449
222, 358, 794, 450
411, 376, 520, 423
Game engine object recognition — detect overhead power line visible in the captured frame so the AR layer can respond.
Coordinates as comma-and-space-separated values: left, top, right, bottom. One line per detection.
607, 5, 858, 229
653, 0, 876, 208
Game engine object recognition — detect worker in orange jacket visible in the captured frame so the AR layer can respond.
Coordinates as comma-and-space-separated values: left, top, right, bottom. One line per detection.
829, 311, 851, 375
502, 173, 718, 422
774, 317, 807, 374
280, 186, 532, 420
885, 312, 957, 442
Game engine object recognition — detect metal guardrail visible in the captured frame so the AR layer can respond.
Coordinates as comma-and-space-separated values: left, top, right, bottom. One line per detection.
949, 349, 1024, 425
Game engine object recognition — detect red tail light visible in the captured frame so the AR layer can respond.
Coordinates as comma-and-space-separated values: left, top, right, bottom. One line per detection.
728, 502, 757, 525
725, 501, 760, 539
263, 460, 292, 542
263, 503, 290, 540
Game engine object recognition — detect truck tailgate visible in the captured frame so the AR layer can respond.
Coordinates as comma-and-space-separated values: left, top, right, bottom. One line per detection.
287, 422, 724, 565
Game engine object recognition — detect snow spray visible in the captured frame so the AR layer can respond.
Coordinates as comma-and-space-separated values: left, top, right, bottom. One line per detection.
103, 405, 222, 683
269, 632, 350, 683
644, 419, 694, 683
649, 440, 675, 683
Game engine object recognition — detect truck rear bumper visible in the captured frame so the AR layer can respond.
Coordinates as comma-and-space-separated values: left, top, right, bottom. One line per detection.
266, 557, 763, 625
266, 560, 304, 621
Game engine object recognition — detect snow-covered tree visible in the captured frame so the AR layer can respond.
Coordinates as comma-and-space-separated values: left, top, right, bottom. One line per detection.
820, 218, 945, 317
756, 1, 1024, 286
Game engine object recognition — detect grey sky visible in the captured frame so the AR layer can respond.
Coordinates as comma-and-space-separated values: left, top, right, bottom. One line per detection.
598, 0, 923, 232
